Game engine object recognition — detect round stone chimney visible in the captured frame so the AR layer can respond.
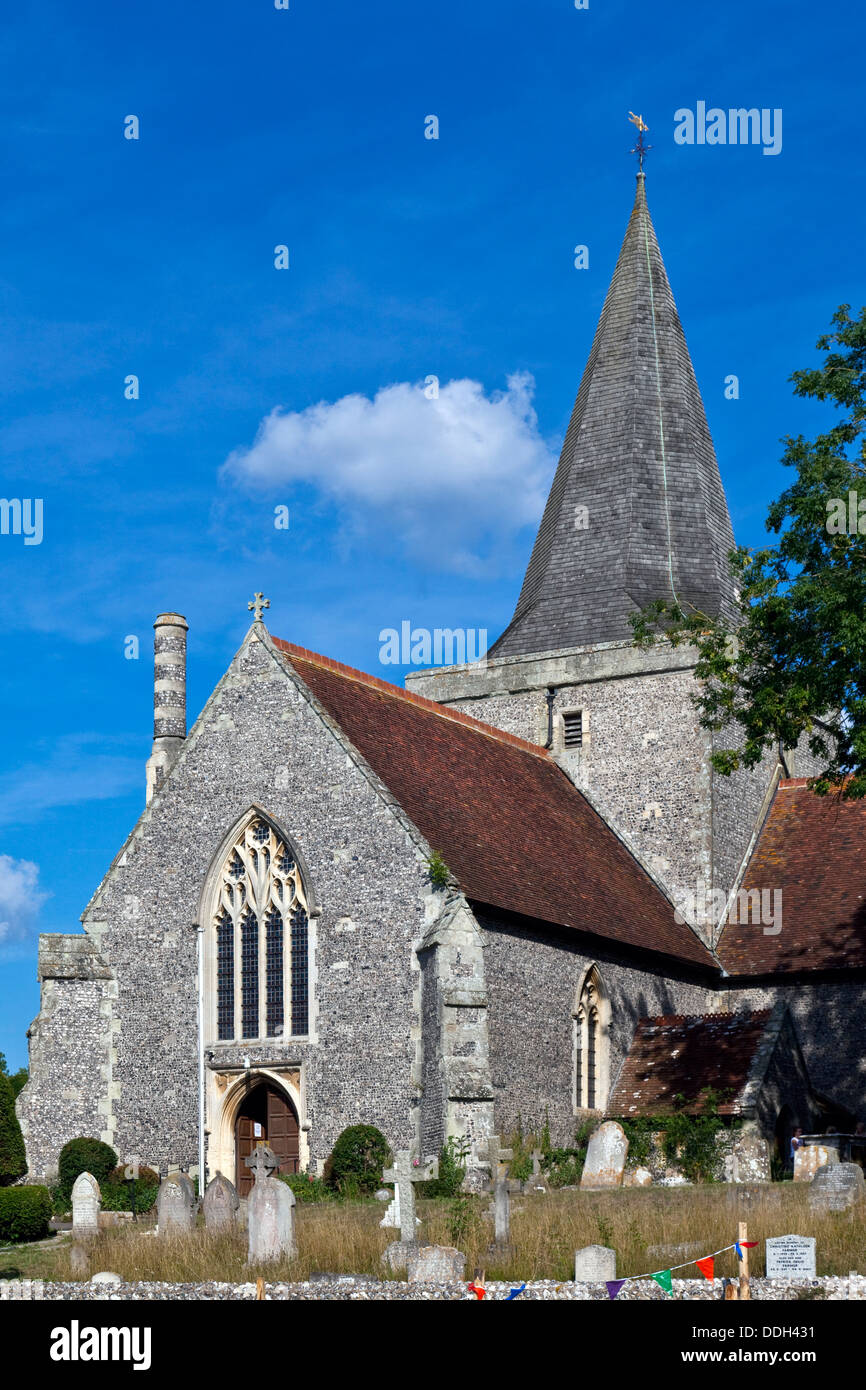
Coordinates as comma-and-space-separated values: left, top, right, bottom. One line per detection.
145, 612, 189, 803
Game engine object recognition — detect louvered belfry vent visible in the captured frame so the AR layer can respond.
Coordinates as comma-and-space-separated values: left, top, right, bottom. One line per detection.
563, 711, 583, 748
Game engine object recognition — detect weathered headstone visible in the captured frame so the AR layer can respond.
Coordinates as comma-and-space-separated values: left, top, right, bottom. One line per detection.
580, 1121, 628, 1189
808, 1162, 866, 1213
793, 1144, 838, 1182
382, 1150, 438, 1246
765, 1234, 817, 1279
623, 1166, 653, 1188
246, 1145, 296, 1263
157, 1172, 196, 1237
524, 1149, 548, 1192
71, 1172, 101, 1240
406, 1245, 466, 1284
574, 1244, 617, 1281
69, 1244, 89, 1277
379, 1186, 401, 1229
203, 1172, 240, 1230
484, 1134, 514, 1247
724, 1133, 771, 1184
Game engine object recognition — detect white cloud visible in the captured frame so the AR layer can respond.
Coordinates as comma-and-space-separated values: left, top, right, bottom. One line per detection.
221, 373, 556, 574
0, 855, 48, 947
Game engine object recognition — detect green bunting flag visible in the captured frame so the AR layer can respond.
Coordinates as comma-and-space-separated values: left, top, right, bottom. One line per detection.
651, 1269, 673, 1296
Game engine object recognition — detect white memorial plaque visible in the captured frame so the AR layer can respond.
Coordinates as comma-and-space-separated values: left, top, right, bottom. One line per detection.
765, 1234, 816, 1279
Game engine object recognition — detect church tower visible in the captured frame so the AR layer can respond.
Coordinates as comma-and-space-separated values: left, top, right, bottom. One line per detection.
406, 171, 783, 937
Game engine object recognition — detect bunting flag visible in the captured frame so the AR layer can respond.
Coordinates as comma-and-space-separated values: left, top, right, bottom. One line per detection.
465, 1233, 764, 1301
651, 1269, 673, 1296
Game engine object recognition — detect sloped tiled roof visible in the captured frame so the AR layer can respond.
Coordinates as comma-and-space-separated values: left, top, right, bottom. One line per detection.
271, 638, 715, 969
492, 174, 736, 659
718, 780, 866, 976
607, 1012, 771, 1116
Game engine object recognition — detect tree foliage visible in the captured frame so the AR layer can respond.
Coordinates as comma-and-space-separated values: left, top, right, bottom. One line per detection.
631, 304, 866, 797
0, 1073, 26, 1187
326, 1125, 390, 1195
57, 1137, 118, 1199
0, 1054, 28, 1101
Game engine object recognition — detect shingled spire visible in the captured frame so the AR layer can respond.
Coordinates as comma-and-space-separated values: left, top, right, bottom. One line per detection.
492, 173, 736, 659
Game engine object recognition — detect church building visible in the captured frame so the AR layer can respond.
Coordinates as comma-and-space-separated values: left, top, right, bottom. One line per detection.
17, 172, 866, 1189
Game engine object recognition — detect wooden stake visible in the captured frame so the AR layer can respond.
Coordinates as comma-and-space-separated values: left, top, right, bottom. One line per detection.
256, 1276, 265, 1301
738, 1221, 751, 1301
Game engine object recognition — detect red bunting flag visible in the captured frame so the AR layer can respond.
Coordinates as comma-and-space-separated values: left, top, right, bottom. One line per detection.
735, 1241, 759, 1260
695, 1256, 714, 1281
468, 1282, 486, 1300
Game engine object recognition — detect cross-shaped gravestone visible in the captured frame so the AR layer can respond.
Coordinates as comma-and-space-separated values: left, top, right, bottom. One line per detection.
245, 1145, 296, 1262
382, 1151, 438, 1245
246, 1144, 278, 1181
484, 1135, 514, 1247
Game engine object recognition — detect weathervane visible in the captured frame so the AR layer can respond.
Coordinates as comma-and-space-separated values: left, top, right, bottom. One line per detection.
248, 592, 270, 623
628, 111, 652, 172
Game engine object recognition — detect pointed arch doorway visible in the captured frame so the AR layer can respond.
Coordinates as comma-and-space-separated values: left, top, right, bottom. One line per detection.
235, 1081, 300, 1196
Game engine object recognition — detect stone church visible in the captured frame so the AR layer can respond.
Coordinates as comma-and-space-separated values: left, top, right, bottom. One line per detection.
18, 173, 866, 1189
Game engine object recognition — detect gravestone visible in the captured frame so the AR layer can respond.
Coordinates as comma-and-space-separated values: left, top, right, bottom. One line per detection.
765, 1234, 816, 1279
623, 1166, 653, 1188
71, 1172, 101, 1240
157, 1172, 196, 1237
724, 1134, 771, 1184
808, 1162, 866, 1213
203, 1173, 240, 1230
523, 1149, 548, 1193
484, 1134, 514, 1247
793, 1144, 838, 1182
406, 1245, 466, 1284
381, 1240, 419, 1272
574, 1244, 617, 1281
580, 1121, 628, 1189
246, 1145, 296, 1263
382, 1150, 438, 1246
379, 1187, 401, 1229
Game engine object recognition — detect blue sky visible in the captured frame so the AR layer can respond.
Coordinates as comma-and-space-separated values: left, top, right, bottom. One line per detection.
1, 0, 862, 1069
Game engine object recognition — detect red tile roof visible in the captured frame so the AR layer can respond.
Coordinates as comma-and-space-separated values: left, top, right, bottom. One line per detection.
272, 638, 715, 969
718, 780, 866, 975
607, 1012, 771, 1116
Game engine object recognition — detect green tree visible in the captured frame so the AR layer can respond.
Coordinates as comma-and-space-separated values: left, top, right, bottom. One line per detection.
0, 1055, 28, 1101
632, 304, 866, 798
0, 1073, 27, 1186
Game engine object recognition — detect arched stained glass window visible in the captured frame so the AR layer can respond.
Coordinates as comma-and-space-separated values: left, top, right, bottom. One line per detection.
214, 818, 309, 1041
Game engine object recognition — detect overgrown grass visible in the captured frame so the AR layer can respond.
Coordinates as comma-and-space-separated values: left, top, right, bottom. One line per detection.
10, 1185, 865, 1285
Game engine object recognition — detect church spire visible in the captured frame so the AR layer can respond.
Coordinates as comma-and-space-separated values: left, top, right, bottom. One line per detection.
491, 169, 736, 659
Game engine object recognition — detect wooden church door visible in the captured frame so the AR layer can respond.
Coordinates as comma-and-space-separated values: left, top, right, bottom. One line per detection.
235, 1082, 300, 1196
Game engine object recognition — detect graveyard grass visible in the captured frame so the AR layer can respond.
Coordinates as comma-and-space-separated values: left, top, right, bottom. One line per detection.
9, 1185, 866, 1284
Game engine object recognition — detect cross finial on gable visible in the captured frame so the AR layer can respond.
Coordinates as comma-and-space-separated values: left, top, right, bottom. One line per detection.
248, 592, 271, 623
